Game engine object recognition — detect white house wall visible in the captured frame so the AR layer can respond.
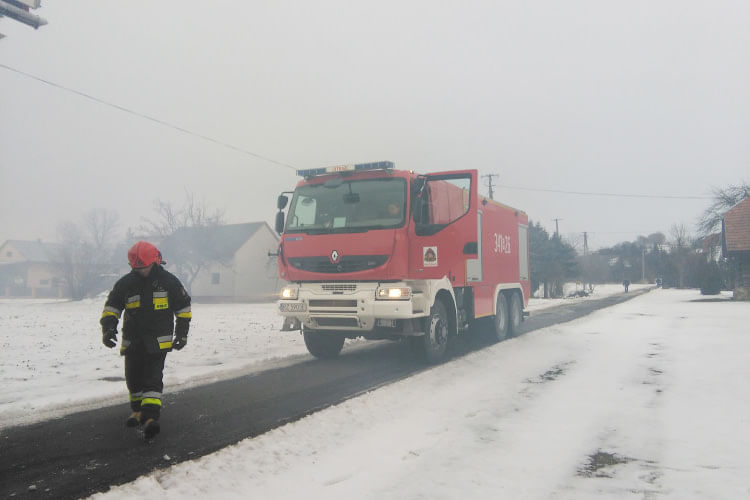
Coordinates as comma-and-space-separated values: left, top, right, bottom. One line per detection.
190, 260, 235, 299
189, 224, 280, 302
0, 242, 26, 263
233, 226, 281, 301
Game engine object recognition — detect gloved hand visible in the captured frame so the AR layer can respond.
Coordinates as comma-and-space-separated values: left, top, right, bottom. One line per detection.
173, 336, 188, 350
102, 329, 117, 348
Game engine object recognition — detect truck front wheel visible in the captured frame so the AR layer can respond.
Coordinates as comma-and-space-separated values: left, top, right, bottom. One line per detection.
303, 330, 345, 359
412, 299, 450, 364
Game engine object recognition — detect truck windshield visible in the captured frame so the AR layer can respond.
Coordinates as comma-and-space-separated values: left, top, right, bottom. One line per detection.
285, 177, 407, 233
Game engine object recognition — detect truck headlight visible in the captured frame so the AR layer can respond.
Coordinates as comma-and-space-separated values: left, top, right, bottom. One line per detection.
280, 286, 299, 300
376, 286, 411, 300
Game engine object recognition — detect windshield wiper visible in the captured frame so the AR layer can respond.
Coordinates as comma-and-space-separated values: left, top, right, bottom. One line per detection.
302, 227, 373, 235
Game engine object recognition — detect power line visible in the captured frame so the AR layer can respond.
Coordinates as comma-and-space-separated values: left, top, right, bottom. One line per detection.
497, 184, 711, 200
0, 63, 297, 171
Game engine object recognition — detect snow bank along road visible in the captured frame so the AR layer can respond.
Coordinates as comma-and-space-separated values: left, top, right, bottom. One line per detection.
0, 288, 652, 499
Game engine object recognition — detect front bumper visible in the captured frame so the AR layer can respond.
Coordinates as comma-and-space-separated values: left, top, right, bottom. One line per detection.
278, 282, 428, 332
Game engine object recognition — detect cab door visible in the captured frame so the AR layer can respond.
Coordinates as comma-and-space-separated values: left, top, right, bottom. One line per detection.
407, 170, 478, 287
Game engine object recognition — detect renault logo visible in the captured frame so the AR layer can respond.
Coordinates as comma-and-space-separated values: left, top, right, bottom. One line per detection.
330, 250, 340, 263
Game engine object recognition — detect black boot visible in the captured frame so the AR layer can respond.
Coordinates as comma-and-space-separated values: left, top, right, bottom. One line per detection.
126, 411, 142, 427
143, 418, 160, 440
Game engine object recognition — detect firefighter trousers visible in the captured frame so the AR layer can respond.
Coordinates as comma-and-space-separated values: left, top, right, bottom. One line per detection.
124, 340, 167, 422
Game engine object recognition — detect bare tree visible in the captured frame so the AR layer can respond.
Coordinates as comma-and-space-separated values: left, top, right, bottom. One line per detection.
56, 209, 120, 300
697, 182, 750, 236
84, 209, 120, 252
646, 232, 666, 246
669, 223, 693, 288
138, 191, 225, 292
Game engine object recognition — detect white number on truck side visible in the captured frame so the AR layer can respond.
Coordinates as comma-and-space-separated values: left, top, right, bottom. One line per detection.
493, 233, 512, 254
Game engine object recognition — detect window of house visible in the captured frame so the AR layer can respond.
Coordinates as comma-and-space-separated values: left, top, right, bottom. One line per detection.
6, 251, 12, 258
40, 279, 50, 286
211, 273, 220, 285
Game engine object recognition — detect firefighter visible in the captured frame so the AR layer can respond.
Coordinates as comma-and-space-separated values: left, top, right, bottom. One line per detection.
386, 201, 401, 217
100, 241, 192, 440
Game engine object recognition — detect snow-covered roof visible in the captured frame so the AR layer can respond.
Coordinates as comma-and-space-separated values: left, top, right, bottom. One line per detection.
0, 240, 62, 263
160, 222, 277, 260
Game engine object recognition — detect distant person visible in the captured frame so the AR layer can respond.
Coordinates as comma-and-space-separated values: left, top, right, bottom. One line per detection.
623, 279, 630, 293
100, 241, 192, 440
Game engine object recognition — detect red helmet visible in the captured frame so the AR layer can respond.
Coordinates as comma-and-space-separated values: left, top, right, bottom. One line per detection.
127, 241, 163, 269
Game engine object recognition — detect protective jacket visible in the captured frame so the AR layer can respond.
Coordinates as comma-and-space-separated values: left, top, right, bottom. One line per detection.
100, 265, 191, 355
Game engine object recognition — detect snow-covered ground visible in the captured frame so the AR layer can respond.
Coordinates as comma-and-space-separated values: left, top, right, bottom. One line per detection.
526, 282, 650, 312
3, 285, 748, 499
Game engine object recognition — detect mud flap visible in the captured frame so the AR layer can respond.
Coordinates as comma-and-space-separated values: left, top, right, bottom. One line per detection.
281, 317, 301, 331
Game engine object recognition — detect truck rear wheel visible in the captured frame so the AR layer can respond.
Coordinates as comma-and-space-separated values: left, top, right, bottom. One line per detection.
509, 292, 523, 337
303, 330, 345, 359
492, 293, 509, 342
411, 299, 450, 364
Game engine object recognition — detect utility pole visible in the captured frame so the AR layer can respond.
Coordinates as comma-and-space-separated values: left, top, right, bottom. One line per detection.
642, 245, 646, 282
552, 218, 562, 236
582, 232, 589, 292
482, 174, 498, 200
583, 232, 588, 256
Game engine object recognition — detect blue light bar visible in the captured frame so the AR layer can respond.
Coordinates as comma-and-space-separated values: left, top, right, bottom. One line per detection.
296, 161, 395, 177
354, 161, 395, 171
295, 167, 328, 177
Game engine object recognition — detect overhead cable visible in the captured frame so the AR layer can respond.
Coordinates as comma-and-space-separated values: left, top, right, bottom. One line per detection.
0, 63, 297, 171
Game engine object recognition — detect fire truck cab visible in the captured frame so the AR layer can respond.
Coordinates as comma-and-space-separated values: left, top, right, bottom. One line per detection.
274, 161, 529, 363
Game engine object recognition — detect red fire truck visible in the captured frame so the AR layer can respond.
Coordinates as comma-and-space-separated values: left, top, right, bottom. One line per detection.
274, 161, 530, 363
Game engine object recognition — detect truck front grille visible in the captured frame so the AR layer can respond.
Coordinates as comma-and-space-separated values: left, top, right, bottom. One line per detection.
309, 300, 358, 308
315, 318, 360, 328
289, 255, 388, 273
321, 283, 357, 292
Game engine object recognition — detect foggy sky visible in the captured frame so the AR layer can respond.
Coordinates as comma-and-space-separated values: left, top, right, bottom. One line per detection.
1, 0, 748, 251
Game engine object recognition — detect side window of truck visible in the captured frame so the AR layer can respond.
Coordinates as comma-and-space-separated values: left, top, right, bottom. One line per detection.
414, 176, 471, 235
291, 196, 317, 227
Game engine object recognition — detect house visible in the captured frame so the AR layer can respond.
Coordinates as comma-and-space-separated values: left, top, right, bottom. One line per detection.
722, 197, 750, 300
161, 222, 281, 302
0, 240, 67, 298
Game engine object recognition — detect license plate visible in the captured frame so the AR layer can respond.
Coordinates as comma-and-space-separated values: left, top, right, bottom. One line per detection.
280, 302, 306, 312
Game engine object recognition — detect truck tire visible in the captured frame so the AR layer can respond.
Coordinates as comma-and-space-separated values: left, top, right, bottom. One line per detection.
411, 299, 450, 364
509, 292, 523, 337
492, 293, 509, 342
303, 330, 345, 359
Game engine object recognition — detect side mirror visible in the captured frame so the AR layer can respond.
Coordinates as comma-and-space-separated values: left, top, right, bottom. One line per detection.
275, 211, 285, 234
277, 195, 289, 210
411, 177, 426, 196
411, 195, 426, 223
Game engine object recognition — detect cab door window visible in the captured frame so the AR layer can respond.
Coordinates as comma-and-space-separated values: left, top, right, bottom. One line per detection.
413, 175, 471, 235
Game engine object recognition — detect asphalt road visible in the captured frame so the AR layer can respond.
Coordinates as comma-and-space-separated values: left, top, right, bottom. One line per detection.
0, 287, 651, 499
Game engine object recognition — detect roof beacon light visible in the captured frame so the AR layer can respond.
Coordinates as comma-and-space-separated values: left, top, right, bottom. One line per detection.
296, 161, 394, 178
